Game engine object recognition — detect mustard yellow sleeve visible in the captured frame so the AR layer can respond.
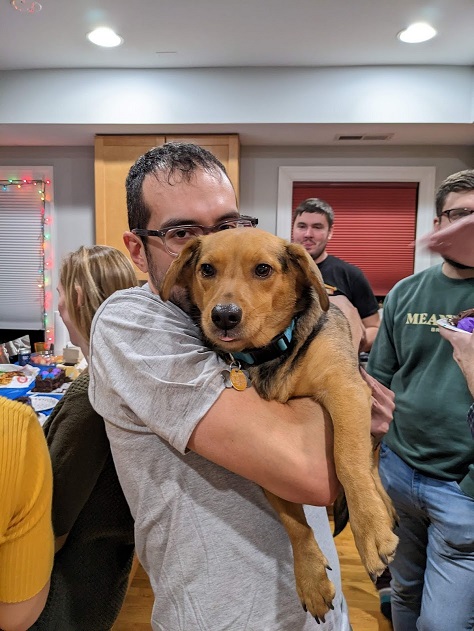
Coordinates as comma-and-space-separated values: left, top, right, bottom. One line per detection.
0, 398, 54, 603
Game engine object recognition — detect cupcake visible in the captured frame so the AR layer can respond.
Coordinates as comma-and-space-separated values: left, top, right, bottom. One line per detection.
448, 308, 474, 333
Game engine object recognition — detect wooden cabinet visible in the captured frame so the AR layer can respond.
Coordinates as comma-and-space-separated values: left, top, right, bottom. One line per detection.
94, 134, 240, 280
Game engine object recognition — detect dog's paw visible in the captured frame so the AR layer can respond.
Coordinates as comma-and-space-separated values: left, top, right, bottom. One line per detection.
352, 518, 398, 580
294, 553, 336, 623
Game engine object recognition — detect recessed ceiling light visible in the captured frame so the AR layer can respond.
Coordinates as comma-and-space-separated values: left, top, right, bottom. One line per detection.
87, 27, 123, 48
397, 22, 437, 44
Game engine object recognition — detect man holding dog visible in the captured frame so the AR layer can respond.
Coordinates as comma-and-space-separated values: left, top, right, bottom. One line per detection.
292, 198, 380, 351
367, 170, 474, 631
89, 143, 353, 630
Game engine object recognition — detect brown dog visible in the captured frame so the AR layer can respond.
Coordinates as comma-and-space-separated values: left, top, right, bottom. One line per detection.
160, 228, 398, 622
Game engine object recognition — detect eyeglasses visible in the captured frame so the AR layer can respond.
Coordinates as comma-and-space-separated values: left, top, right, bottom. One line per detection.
132, 215, 258, 256
439, 208, 474, 223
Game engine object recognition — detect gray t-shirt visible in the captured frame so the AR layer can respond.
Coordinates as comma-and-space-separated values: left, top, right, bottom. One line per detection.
89, 285, 350, 631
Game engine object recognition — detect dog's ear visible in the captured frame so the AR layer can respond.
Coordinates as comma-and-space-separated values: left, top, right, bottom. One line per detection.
286, 243, 330, 312
159, 238, 202, 302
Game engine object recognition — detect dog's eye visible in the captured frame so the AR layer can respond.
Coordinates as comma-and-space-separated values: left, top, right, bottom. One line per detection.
255, 264, 272, 278
200, 264, 215, 277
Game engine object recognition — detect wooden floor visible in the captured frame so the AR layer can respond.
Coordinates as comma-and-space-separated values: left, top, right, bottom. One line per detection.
113, 522, 392, 631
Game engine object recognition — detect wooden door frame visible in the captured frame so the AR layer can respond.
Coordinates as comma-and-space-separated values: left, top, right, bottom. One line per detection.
277, 166, 436, 274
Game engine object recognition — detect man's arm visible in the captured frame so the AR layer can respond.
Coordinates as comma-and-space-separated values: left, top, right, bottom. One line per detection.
188, 388, 338, 506
360, 312, 381, 352
0, 582, 50, 631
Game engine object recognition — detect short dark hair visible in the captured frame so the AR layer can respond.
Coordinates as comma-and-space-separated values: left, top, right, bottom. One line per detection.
435, 169, 474, 217
293, 198, 335, 229
126, 142, 229, 231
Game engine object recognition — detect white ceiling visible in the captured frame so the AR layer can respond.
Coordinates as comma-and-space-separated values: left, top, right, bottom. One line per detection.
1, 0, 474, 70
1, 0, 474, 147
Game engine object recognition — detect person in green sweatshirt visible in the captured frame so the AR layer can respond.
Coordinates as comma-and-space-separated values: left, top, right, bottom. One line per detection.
367, 169, 474, 631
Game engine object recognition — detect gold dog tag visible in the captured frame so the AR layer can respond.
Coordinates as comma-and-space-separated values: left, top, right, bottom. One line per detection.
229, 368, 248, 391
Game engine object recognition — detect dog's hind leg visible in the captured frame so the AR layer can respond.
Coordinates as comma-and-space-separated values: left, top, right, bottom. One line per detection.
371, 460, 398, 529
263, 490, 336, 623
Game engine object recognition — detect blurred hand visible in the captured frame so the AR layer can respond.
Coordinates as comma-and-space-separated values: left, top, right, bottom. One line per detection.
360, 366, 395, 444
329, 294, 365, 352
418, 214, 474, 267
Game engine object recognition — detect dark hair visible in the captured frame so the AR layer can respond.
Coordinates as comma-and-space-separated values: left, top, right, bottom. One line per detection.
435, 169, 474, 217
293, 198, 335, 229
126, 142, 229, 232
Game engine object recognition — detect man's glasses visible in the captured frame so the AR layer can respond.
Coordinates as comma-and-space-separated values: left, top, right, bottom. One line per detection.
132, 215, 258, 256
439, 208, 474, 223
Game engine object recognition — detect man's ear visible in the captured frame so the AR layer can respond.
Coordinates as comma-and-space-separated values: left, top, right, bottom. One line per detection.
124, 231, 148, 273
433, 216, 441, 231
328, 227, 333, 241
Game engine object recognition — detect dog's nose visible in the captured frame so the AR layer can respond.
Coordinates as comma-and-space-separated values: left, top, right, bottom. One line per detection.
211, 304, 242, 330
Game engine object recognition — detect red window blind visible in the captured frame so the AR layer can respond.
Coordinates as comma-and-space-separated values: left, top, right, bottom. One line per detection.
292, 182, 418, 297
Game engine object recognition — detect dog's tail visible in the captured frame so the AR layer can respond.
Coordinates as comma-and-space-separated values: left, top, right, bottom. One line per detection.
332, 489, 349, 537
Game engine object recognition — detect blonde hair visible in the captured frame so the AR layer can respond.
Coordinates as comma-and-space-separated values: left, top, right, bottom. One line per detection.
60, 245, 137, 343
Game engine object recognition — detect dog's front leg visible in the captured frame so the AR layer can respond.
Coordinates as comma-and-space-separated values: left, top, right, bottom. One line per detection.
263, 489, 335, 623
322, 382, 398, 581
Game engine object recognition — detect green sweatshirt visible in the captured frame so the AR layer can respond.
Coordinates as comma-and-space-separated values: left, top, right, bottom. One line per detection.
367, 264, 474, 499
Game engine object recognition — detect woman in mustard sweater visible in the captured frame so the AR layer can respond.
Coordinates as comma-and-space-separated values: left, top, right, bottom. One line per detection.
0, 396, 53, 631
30, 245, 137, 631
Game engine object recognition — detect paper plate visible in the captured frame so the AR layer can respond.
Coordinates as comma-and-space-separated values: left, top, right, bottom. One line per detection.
437, 318, 472, 335
30, 395, 60, 413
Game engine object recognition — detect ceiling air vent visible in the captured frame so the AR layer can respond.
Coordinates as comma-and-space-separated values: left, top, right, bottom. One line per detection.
335, 133, 394, 142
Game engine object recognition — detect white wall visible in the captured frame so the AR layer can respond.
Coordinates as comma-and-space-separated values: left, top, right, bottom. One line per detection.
0, 143, 473, 309
1, 67, 472, 125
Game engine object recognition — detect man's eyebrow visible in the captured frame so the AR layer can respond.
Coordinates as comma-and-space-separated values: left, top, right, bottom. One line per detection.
157, 212, 240, 231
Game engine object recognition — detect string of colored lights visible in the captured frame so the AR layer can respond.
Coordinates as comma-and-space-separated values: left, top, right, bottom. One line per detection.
1, 178, 53, 345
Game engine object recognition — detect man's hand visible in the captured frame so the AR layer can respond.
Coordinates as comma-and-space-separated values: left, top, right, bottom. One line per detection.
439, 326, 474, 397
360, 366, 395, 444
418, 214, 474, 267
329, 295, 365, 352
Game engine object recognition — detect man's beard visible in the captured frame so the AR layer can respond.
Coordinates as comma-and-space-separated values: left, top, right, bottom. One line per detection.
443, 256, 474, 271
145, 250, 164, 294
146, 250, 192, 311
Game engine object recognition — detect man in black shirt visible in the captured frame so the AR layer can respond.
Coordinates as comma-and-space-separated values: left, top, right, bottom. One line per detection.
292, 198, 380, 351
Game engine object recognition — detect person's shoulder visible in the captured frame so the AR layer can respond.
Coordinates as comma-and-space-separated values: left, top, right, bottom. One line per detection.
91, 284, 166, 331
384, 265, 440, 304
395, 264, 440, 289
99, 284, 156, 312
0, 397, 50, 490
327, 255, 367, 278
61, 370, 90, 398
0, 397, 40, 444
